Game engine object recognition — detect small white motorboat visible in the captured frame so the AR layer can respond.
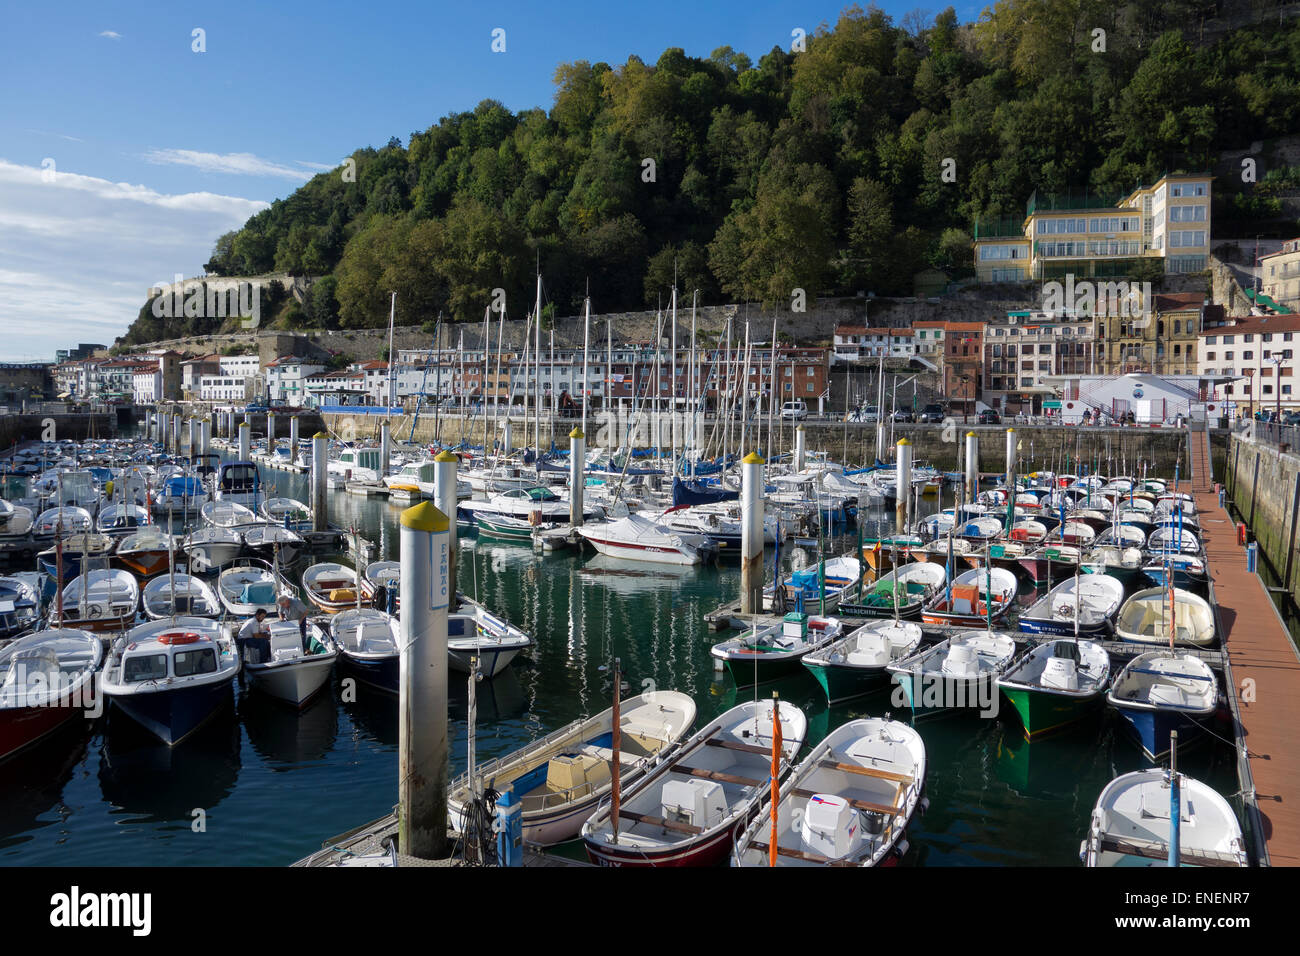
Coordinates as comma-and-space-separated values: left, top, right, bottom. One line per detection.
447, 690, 697, 847
887, 629, 1018, 718
804, 619, 924, 703
243, 619, 338, 707
581, 698, 806, 867
330, 608, 401, 694
1081, 768, 1247, 867
447, 599, 533, 678
997, 638, 1111, 739
183, 526, 244, 572
59, 568, 140, 632
711, 615, 844, 685
1107, 651, 1219, 760
142, 573, 221, 619
0, 628, 103, 761
303, 562, 365, 614
921, 566, 1018, 627
241, 525, 305, 567
33, 506, 93, 540
96, 503, 149, 536
1018, 574, 1125, 638
576, 513, 713, 565
201, 500, 261, 529
732, 717, 927, 867
217, 562, 294, 617
1115, 587, 1216, 648
113, 526, 177, 577
259, 497, 312, 529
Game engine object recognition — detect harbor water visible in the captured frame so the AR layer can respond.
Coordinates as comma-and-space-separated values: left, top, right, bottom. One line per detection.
0, 455, 1241, 866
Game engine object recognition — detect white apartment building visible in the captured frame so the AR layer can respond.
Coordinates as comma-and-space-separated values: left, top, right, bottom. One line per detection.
832, 326, 915, 363
1198, 314, 1300, 413
265, 356, 325, 406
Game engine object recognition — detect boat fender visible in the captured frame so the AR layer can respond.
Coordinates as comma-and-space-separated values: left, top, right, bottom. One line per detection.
895, 838, 909, 858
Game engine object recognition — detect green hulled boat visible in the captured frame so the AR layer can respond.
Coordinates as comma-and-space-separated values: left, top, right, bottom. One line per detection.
996, 638, 1111, 739
803, 618, 924, 703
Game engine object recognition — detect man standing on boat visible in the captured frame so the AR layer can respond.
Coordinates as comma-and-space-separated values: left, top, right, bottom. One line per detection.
277, 593, 312, 652
237, 608, 272, 664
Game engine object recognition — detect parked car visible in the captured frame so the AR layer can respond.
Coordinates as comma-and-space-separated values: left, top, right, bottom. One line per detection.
780, 400, 808, 421
893, 408, 915, 422
977, 409, 1001, 425
847, 404, 880, 423
920, 403, 946, 423
1282, 411, 1300, 426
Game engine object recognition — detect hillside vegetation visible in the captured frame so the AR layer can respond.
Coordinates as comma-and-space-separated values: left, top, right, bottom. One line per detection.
118, 1, 1300, 347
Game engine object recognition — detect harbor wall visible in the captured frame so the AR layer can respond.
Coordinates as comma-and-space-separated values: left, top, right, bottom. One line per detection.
0, 412, 118, 448
1228, 432, 1300, 602
323, 410, 1207, 476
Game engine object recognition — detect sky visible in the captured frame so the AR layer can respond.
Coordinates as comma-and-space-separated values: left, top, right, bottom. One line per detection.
0, 0, 987, 362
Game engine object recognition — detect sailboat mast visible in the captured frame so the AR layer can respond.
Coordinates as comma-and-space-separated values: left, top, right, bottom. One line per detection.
581, 294, 591, 437
387, 292, 397, 408
689, 291, 697, 474
670, 283, 678, 477
534, 273, 542, 455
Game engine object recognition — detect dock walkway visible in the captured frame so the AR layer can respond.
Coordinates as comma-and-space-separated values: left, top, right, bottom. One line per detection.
1200, 445, 1300, 866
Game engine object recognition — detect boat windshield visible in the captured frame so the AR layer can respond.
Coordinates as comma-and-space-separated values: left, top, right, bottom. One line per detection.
124, 653, 168, 683
174, 648, 217, 677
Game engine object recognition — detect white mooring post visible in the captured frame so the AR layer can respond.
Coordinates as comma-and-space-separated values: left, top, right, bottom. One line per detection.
311, 432, 328, 533
380, 421, 391, 479
238, 421, 251, 461
398, 500, 450, 860
200, 417, 211, 456
794, 424, 806, 472
896, 438, 913, 534
172, 415, 182, 455
266, 411, 277, 460
965, 431, 979, 504
501, 418, 512, 456
290, 415, 300, 464
740, 451, 765, 615
1006, 427, 1017, 488
434, 449, 459, 602
188, 418, 198, 457
569, 427, 585, 528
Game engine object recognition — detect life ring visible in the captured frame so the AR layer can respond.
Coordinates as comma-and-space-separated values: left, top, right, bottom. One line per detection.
158, 631, 202, 645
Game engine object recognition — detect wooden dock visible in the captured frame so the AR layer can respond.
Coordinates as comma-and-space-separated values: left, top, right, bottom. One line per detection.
1202, 442, 1300, 866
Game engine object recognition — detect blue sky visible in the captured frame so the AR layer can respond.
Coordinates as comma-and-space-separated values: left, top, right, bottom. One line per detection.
0, 0, 987, 361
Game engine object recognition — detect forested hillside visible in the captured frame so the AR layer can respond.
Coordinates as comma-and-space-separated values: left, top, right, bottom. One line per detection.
119, 1, 1300, 346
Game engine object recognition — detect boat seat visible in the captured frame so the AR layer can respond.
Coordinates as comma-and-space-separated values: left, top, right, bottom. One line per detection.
328, 589, 358, 604
951, 585, 978, 616
546, 753, 609, 796
241, 582, 277, 605
578, 745, 642, 768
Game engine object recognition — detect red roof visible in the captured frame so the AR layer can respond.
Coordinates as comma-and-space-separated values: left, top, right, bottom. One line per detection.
1198, 314, 1300, 337
1153, 292, 1206, 312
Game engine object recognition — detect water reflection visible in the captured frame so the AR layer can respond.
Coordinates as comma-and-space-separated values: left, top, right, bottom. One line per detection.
0, 724, 89, 852
99, 706, 241, 825
239, 690, 339, 767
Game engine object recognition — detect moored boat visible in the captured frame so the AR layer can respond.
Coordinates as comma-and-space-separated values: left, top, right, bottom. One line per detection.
59, 568, 139, 632
302, 562, 365, 614
732, 717, 927, 867
887, 629, 1018, 718
1081, 768, 1247, 867
448, 690, 697, 847
920, 567, 1018, 627
581, 698, 806, 867
330, 608, 400, 694
1018, 574, 1124, 638
1115, 587, 1216, 648
142, 573, 221, 619
101, 617, 239, 745
1107, 651, 1219, 760
0, 628, 103, 762
804, 619, 924, 703
997, 638, 1110, 739
243, 619, 338, 707
710, 613, 844, 685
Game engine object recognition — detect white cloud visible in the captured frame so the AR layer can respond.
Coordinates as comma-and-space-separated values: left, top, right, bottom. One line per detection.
0, 159, 267, 360
99, 30, 122, 40
144, 148, 326, 181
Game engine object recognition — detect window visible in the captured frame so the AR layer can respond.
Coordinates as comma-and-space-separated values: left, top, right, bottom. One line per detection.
1207, 352, 1216, 360
1244, 334, 1254, 342
174, 648, 217, 677
124, 653, 169, 683
1244, 351, 1254, 360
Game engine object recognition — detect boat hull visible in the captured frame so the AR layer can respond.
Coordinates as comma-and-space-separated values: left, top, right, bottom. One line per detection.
340, 653, 399, 695
248, 657, 336, 707
1111, 702, 1212, 761
107, 677, 234, 746
1001, 686, 1102, 739
720, 652, 806, 686
448, 646, 522, 678
890, 671, 997, 718
804, 659, 891, 703
585, 823, 736, 868
0, 695, 86, 762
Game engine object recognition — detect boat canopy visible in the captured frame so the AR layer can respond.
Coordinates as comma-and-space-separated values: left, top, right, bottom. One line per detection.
672, 477, 739, 507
